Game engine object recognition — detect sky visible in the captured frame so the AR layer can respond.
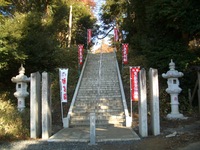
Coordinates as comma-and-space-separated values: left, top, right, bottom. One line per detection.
92, 0, 111, 50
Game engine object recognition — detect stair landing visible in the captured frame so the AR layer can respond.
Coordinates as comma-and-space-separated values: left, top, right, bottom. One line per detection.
48, 126, 140, 142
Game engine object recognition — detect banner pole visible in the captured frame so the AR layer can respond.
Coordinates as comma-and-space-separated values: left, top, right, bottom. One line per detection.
61, 102, 64, 123
78, 63, 81, 77
130, 67, 133, 122
59, 70, 64, 123
122, 44, 123, 73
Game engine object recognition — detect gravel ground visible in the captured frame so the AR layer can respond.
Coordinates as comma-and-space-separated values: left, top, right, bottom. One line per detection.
0, 140, 138, 150
0, 116, 199, 150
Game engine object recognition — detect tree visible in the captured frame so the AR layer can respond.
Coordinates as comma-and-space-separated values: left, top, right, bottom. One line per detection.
99, 0, 200, 70
0, 0, 97, 85
99, 0, 127, 40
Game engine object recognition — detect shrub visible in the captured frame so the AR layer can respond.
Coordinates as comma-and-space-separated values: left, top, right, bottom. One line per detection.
0, 92, 29, 141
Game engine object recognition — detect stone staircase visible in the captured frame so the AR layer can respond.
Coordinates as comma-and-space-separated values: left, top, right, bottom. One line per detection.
69, 52, 125, 127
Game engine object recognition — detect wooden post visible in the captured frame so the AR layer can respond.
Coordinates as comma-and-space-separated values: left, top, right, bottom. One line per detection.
188, 89, 192, 107
198, 71, 200, 113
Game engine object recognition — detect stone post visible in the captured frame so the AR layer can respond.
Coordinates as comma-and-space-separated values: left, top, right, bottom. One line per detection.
42, 72, 52, 139
89, 113, 96, 145
149, 68, 160, 136
138, 69, 148, 137
30, 72, 41, 138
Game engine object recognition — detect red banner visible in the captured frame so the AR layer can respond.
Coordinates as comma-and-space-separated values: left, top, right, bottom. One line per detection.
114, 27, 119, 42
87, 29, 92, 44
122, 43, 128, 64
78, 44, 84, 65
130, 66, 140, 101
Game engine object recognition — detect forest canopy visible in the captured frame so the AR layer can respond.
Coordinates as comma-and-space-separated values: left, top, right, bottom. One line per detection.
100, 0, 200, 71
0, 0, 96, 84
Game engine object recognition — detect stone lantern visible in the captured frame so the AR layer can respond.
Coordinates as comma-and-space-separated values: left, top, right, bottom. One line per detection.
11, 64, 30, 111
162, 60, 185, 119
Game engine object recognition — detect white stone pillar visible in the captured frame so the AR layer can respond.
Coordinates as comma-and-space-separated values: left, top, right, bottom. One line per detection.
138, 69, 148, 137
149, 68, 160, 136
89, 113, 96, 145
30, 72, 41, 139
42, 72, 52, 139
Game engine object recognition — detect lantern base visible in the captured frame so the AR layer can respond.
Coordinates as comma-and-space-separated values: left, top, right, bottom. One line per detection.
167, 113, 187, 120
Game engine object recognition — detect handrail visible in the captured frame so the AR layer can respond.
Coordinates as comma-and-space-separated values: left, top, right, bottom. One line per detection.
114, 51, 131, 127
63, 54, 89, 128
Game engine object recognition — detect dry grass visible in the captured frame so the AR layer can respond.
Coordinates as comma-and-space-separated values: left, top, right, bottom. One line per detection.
0, 92, 29, 141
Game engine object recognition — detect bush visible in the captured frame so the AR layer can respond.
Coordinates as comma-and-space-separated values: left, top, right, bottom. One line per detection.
0, 92, 29, 141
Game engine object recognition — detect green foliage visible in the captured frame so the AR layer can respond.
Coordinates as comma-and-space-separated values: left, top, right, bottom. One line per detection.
100, 0, 200, 113
0, 0, 96, 83
0, 0, 96, 140
51, 46, 81, 124
19, 11, 59, 73
0, 13, 27, 69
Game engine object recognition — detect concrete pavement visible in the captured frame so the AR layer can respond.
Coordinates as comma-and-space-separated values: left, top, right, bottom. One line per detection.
48, 126, 140, 143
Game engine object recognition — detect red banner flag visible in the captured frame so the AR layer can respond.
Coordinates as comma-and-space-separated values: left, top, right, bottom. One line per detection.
78, 44, 84, 65
130, 66, 140, 101
122, 43, 128, 64
114, 27, 119, 42
87, 29, 92, 44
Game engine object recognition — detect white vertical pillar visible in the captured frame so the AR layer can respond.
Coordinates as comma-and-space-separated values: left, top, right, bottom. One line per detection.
42, 72, 52, 139
30, 72, 41, 138
138, 69, 148, 137
68, 5, 72, 48
149, 68, 160, 136
89, 113, 96, 145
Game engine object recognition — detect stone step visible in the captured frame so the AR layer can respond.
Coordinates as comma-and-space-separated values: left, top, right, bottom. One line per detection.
74, 101, 122, 107
80, 80, 119, 83
77, 92, 120, 95
79, 85, 120, 89
73, 105, 123, 111
78, 88, 121, 91
72, 108, 123, 113
75, 97, 122, 102
71, 111, 125, 117
70, 114, 125, 120
70, 119, 125, 126
79, 87, 119, 90
69, 52, 126, 127
77, 90, 121, 95
78, 88, 120, 91
75, 96, 122, 101
70, 120, 125, 127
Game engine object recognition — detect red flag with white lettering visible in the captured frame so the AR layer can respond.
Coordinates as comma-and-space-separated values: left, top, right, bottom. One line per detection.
78, 44, 84, 65
59, 69, 68, 103
87, 29, 92, 44
122, 43, 128, 64
130, 66, 140, 101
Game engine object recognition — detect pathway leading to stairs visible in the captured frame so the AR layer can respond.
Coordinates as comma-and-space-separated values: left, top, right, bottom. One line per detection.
49, 48, 140, 142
